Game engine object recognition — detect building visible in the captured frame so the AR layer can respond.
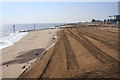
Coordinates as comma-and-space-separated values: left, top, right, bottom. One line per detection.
104, 15, 120, 23
104, 2, 120, 24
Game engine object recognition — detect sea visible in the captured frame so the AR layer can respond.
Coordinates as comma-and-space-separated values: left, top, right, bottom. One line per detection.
0, 23, 65, 49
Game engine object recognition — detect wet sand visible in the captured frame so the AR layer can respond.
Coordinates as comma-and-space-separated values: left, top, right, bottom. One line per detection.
1, 29, 60, 78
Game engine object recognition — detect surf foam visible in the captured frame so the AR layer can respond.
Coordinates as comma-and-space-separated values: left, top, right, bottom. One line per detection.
0, 32, 28, 49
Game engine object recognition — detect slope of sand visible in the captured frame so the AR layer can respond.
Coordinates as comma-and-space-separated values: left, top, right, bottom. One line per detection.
19, 27, 119, 79
1, 29, 60, 78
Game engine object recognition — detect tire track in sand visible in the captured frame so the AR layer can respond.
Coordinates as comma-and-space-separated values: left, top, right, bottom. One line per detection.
40, 30, 79, 78
39, 32, 64, 78
66, 28, 119, 66
77, 28, 118, 51
61, 30, 79, 69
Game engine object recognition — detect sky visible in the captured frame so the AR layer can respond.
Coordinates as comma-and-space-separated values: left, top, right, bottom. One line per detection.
1, 2, 118, 24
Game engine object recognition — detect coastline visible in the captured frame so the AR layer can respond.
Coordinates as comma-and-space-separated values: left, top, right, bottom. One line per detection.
1, 28, 60, 78
0, 32, 28, 49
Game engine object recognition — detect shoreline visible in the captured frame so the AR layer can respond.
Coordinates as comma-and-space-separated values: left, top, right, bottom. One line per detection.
0, 32, 28, 50
1, 28, 60, 78
0, 28, 58, 50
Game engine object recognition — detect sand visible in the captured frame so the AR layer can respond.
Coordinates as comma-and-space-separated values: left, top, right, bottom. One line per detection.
1, 29, 60, 78
19, 27, 119, 79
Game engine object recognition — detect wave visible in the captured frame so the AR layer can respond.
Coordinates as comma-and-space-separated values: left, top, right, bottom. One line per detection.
0, 32, 28, 49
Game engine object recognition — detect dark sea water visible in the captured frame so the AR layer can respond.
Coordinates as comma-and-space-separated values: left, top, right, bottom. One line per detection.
2, 23, 64, 36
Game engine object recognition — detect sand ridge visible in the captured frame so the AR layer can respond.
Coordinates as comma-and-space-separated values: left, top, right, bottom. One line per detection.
19, 27, 119, 79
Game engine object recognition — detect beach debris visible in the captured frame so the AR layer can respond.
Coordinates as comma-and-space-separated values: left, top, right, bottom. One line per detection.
22, 66, 25, 69
53, 37, 55, 39
6, 65, 9, 67
35, 53, 39, 55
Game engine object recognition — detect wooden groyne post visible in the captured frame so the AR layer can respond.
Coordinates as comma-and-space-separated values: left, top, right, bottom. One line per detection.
34, 24, 35, 30
13, 25, 15, 33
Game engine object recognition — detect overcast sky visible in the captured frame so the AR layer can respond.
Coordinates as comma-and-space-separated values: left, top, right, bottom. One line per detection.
1, 2, 118, 24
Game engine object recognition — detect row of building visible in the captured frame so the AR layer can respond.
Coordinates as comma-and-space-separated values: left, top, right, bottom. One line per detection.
104, 1, 120, 24
104, 15, 120, 24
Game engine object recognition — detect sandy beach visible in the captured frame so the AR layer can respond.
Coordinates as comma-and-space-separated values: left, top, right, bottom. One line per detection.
1, 29, 60, 78
19, 27, 119, 79
1, 1, 119, 79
